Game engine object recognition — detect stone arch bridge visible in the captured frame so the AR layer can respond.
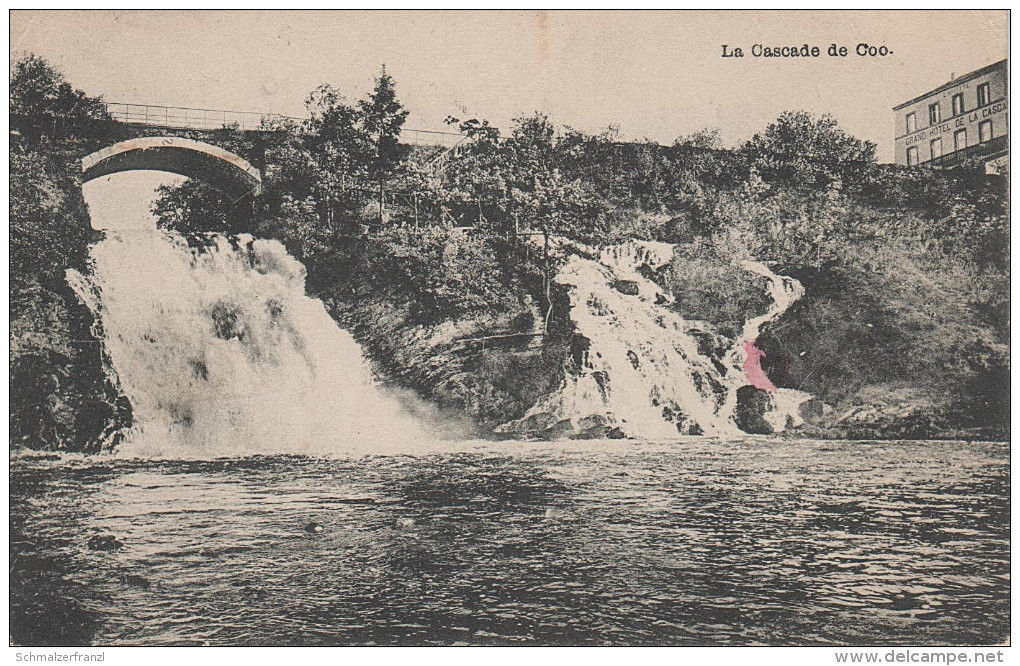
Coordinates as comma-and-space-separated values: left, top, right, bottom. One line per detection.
80, 101, 468, 202
82, 135, 263, 201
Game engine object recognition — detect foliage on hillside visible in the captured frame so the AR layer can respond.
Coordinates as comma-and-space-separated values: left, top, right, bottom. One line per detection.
10, 55, 129, 451
10, 53, 110, 141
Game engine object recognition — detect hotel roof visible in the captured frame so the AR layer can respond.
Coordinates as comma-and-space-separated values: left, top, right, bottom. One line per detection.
893, 59, 1008, 111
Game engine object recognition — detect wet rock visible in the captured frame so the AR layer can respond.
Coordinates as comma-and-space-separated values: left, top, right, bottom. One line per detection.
611, 279, 640, 296
590, 371, 610, 401
189, 358, 209, 381
798, 397, 826, 423
541, 419, 577, 440
493, 411, 560, 438
570, 414, 615, 439
500, 410, 629, 441
395, 517, 416, 529
575, 414, 610, 431
734, 386, 774, 435
209, 302, 246, 341
688, 327, 732, 373
87, 534, 123, 552
304, 521, 323, 534
831, 387, 948, 439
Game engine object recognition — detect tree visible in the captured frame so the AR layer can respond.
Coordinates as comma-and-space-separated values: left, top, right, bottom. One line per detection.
151, 179, 249, 237
304, 84, 374, 235
10, 150, 89, 290
9, 56, 128, 452
674, 128, 724, 150
359, 65, 410, 211
10, 53, 110, 139
502, 113, 585, 234
741, 111, 876, 187
9, 58, 109, 288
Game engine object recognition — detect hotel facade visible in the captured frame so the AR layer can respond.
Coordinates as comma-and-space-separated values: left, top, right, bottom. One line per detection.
893, 59, 1008, 172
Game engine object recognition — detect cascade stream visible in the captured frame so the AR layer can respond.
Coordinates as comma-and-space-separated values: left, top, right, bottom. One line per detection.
502, 240, 812, 438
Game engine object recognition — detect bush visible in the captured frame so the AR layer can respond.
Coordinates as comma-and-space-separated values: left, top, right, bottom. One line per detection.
664, 239, 770, 337
742, 111, 876, 188
355, 227, 525, 323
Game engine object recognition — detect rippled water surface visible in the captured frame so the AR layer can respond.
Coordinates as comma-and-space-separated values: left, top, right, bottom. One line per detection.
10, 438, 1009, 646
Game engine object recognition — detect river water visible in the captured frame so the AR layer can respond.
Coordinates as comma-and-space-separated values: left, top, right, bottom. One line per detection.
10, 437, 1009, 646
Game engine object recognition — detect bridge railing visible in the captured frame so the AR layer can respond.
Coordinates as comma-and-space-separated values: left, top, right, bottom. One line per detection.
104, 102, 467, 148
399, 127, 469, 150
105, 102, 294, 133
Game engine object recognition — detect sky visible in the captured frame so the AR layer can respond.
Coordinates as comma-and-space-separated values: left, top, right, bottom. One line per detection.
10, 10, 1009, 163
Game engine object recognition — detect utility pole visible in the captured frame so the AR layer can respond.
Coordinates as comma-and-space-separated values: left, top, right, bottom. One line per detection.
542, 227, 551, 334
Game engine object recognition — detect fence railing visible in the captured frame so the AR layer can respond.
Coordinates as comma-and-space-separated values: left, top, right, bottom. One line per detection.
103, 101, 466, 148
925, 135, 1008, 168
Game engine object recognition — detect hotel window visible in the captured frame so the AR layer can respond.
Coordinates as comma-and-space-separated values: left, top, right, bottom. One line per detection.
907, 146, 919, 167
930, 137, 943, 159
952, 93, 965, 116
906, 112, 917, 133
954, 128, 968, 152
979, 120, 993, 143
929, 102, 941, 125
977, 82, 991, 107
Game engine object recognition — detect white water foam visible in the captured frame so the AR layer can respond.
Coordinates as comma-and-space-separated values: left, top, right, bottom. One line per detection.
508, 240, 812, 438
68, 225, 428, 458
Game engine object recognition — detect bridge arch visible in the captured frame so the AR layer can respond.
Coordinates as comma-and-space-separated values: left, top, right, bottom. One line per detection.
81, 136, 262, 200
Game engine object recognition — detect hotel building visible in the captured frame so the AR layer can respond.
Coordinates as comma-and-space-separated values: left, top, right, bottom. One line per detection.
893, 60, 1007, 172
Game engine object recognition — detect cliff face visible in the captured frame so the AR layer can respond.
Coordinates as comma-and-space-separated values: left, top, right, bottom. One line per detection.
10, 138, 130, 451
310, 241, 574, 434
316, 233, 1008, 443
752, 262, 1010, 442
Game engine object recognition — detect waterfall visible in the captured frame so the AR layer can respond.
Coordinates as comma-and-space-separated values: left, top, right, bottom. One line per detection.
68, 225, 427, 458
723, 260, 814, 433
502, 240, 813, 439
